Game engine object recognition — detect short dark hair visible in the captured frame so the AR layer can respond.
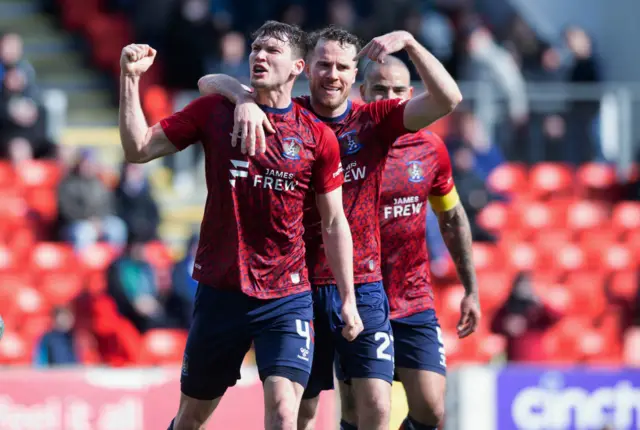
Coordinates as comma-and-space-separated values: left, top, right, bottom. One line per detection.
251, 20, 307, 59
307, 25, 362, 54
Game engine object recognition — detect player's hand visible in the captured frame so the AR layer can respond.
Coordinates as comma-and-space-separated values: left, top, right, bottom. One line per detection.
232, 101, 275, 156
120, 44, 157, 76
354, 31, 415, 63
341, 300, 364, 341
457, 292, 481, 338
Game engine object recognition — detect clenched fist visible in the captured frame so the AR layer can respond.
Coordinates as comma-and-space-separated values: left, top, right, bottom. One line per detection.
120, 44, 157, 76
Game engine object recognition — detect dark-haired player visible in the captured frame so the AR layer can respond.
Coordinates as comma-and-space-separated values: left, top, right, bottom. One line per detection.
117, 21, 363, 430
333, 56, 481, 430
198, 26, 462, 430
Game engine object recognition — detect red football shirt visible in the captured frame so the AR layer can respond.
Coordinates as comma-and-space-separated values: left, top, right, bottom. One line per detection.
379, 130, 455, 319
296, 97, 409, 285
160, 95, 344, 299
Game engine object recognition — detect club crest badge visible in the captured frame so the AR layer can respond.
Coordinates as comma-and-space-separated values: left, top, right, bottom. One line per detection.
339, 130, 362, 155
282, 137, 302, 160
407, 161, 425, 183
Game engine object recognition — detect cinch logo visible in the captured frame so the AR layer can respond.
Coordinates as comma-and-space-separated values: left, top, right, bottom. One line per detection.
339, 130, 362, 155
282, 137, 302, 160
510, 375, 640, 429
229, 159, 249, 187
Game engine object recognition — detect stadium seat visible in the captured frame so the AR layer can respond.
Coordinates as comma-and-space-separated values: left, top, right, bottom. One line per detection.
503, 242, 538, 273
579, 229, 620, 252
0, 162, 16, 189
565, 200, 609, 233
540, 243, 589, 275
608, 271, 638, 303
25, 188, 58, 222
79, 243, 119, 272
532, 229, 574, 254
517, 201, 564, 233
16, 160, 63, 189
0, 244, 21, 273
528, 163, 574, 200
59, 0, 102, 32
599, 243, 635, 273
39, 271, 85, 307
143, 241, 174, 270
139, 329, 188, 365
0, 331, 30, 365
612, 201, 640, 233
565, 272, 607, 317
0, 191, 30, 227
30, 243, 76, 272
576, 162, 619, 201
535, 282, 573, 315
623, 327, 640, 366
143, 85, 173, 125
486, 162, 528, 196
476, 201, 517, 236
437, 285, 465, 329
477, 272, 512, 313
13, 286, 48, 318
476, 333, 506, 362
472, 243, 501, 272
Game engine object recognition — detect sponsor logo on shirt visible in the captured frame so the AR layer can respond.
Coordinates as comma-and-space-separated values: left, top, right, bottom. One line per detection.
282, 137, 302, 160
229, 159, 249, 187
332, 162, 343, 178
339, 130, 362, 155
407, 161, 425, 183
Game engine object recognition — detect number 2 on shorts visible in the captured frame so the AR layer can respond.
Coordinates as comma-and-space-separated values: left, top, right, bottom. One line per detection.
375, 332, 394, 361
436, 326, 446, 367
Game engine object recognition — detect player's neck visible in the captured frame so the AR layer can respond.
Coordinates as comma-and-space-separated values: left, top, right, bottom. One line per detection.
254, 88, 292, 110
310, 98, 350, 120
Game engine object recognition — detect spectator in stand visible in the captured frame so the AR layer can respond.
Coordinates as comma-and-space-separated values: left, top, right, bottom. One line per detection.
166, 232, 199, 329
206, 31, 250, 85
57, 149, 128, 251
491, 272, 564, 362
0, 33, 38, 98
115, 162, 160, 243
106, 233, 171, 333
33, 306, 79, 367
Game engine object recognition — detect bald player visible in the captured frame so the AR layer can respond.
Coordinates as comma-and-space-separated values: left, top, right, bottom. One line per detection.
336, 56, 481, 430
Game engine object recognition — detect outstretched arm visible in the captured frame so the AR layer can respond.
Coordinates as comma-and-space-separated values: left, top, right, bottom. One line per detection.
198, 74, 254, 103
119, 44, 177, 163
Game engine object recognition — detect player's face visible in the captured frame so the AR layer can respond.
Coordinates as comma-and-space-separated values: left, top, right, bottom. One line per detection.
360, 64, 413, 102
249, 36, 304, 89
306, 39, 358, 111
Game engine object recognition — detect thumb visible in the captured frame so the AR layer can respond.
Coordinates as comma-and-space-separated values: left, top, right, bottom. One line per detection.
263, 118, 276, 134
457, 310, 469, 330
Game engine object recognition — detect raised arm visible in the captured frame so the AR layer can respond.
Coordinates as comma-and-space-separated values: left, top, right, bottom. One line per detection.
119, 44, 177, 163
316, 188, 362, 341
356, 31, 462, 131
198, 74, 253, 103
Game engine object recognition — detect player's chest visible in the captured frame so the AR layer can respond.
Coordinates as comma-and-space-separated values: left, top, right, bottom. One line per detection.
380, 151, 433, 220
330, 122, 383, 185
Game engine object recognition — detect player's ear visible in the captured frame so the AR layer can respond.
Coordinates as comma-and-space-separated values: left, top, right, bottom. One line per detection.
408, 86, 414, 99
304, 62, 311, 78
352, 68, 358, 85
292, 58, 305, 77
359, 83, 366, 100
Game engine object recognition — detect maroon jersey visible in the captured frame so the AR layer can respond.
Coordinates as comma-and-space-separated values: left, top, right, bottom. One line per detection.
295, 97, 408, 285
160, 95, 344, 299
379, 130, 455, 319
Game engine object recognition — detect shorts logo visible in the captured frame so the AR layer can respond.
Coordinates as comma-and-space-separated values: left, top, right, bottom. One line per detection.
296, 320, 311, 361
229, 159, 249, 187
181, 353, 189, 376
339, 130, 362, 155
407, 161, 425, 183
282, 137, 302, 160
298, 347, 310, 362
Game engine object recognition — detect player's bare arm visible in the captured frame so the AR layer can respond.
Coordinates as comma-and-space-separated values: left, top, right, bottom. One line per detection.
198, 74, 275, 155
316, 188, 363, 341
435, 202, 481, 338
355, 31, 462, 130
119, 44, 177, 163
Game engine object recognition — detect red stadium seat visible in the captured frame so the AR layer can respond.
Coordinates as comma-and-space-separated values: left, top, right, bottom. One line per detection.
565, 200, 609, 233
565, 272, 607, 317
39, 271, 85, 306
608, 271, 638, 303
59, 0, 102, 31
0, 331, 30, 365
0, 244, 21, 273
579, 229, 620, 252
503, 242, 538, 273
542, 243, 589, 275
16, 160, 63, 189
528, 163, 574, 200
20, 315, 52, 343
477, 333, 507, 362
532, 229, 574, 254
625, 229, 640, 257
30, 243, 76, 272
477, 272, 512, 313
79, 243, 119, 272
143, 241, 174, 270
13, 286, 49, 318
486, 163, 528, 196
0, 162, 16, 189
472, 243, 501, 272
576, 162, 620, 201
0, 191, 30, 227
143, 85, 173, 124
25, 188, 58, 222
476, 201, 517, 236
517, 201, 564, 232
536, 283, 573, 315
612, 201, 640, 233
623, 327, 640, 366
437, 285, 465, 329
599, 243, 635, 273
139, 329, 188, 365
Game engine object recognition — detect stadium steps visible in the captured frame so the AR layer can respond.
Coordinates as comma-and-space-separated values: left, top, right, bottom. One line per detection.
1, 1, 118, 126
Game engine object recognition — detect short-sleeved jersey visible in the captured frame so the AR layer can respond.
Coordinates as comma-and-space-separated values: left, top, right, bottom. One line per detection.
160, 95, 344, 299
295, 97, 408, 285
379, 130, 457, 319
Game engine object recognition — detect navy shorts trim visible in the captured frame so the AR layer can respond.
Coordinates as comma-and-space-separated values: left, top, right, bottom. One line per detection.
392, 309, 447, 378
303, 281, 394, 399
180, 285, 314, 399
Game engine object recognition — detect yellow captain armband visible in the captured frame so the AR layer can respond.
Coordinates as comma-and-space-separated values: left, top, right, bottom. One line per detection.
428, 187, 460, 213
